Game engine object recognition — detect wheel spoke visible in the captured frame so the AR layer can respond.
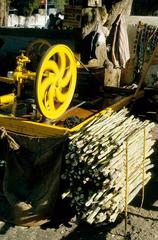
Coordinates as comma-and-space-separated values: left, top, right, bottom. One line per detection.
59, 64, 72, 88
48, 81, 56, 112
55, 86, 68, 103
57, 51, 66, 78
45, 59, 59, 73
40, 76, 54, 103
36, 44, 77, 120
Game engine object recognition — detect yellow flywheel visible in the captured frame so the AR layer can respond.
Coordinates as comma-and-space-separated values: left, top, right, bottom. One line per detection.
35, 44, 77, 120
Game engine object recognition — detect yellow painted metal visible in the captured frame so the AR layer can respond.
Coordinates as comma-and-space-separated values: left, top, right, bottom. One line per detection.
0, 93, 15, 105
0, 93, 143, 137
0, 44, 144, 137
0, 45, 77, 120
0, 114, 69, 137
36, 44, 77, 120
13, 51, 31, 82
10, 51, 36, 101
11, 51, 36, 83
0, 76, 15, 84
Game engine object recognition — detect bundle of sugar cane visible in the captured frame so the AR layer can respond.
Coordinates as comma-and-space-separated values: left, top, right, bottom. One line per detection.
61, 108, 155, 224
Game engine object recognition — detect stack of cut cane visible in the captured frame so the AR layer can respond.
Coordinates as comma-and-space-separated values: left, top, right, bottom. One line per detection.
61, 109, 155, 224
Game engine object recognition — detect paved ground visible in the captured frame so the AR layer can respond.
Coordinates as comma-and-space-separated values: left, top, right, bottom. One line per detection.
1, 199, 158, 240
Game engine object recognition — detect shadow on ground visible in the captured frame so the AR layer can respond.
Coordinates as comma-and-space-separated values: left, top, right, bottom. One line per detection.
60, 219, 126, 240
40, 197, 128, 240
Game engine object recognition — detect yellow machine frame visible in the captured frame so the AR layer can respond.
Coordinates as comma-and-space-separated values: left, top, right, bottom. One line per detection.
0, 43, 144, 137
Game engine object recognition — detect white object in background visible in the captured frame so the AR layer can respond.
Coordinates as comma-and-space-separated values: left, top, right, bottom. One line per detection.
35, 14, 48, 28
25, 15, 36, 28
18, 16, 25, 27
48, 8, 57, 16
8, 14, 19, 27
38, 8, 45, 15
8, 13, 49, 28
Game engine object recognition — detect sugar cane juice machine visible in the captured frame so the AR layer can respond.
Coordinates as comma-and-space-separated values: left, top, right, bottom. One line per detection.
0, 41, 144, 227
0, 44, 77, 121
0, 40, 141, 137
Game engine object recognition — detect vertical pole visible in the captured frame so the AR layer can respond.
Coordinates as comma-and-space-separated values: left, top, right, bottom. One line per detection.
125, 139, 129, 235
140, 128, 146, 209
